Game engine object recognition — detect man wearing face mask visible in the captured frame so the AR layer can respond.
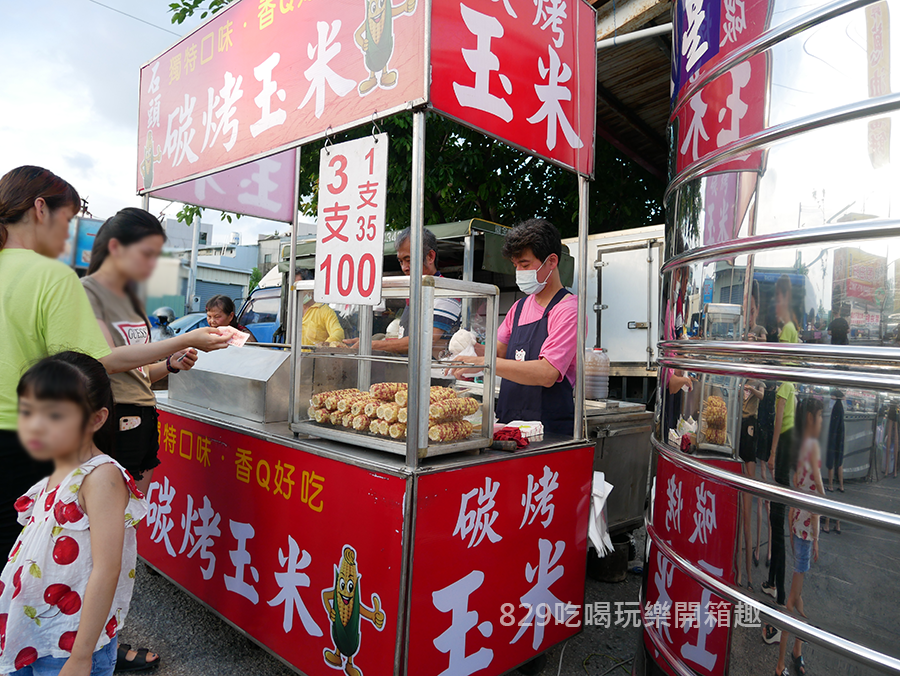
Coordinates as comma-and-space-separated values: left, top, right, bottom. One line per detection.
452, 219, 577, 435
344, 227, 461, 355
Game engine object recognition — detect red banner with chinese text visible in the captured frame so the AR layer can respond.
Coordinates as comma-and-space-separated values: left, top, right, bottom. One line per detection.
407, 446, 593, 675
643, 454, 741, 676
141, 412, 406, 676
137, 0, 426, 192
672, 52, 769, 176
431, 0, 597, 177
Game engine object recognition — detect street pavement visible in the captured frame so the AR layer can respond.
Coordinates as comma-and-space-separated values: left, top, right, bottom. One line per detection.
119, 533, 647, 676
119, 472, 900, 675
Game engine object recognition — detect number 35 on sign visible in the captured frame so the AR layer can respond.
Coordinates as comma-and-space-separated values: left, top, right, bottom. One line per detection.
314, 134, 389, 305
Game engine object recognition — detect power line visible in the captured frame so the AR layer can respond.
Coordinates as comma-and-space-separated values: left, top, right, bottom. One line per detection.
85, 0, 181, 37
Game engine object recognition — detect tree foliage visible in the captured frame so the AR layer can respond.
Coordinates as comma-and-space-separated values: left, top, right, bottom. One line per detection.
167, 1, 664, 239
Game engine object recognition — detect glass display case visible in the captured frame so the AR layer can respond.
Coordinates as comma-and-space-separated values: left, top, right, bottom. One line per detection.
696, 373, 741, 456
288, 276, 499, 458
703, 303, 744, 341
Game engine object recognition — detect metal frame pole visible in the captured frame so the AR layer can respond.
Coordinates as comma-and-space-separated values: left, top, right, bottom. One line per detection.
406, 111, 427, 466
287, 147, 301, 429
575, 175, 590, 439
141, 193, 150, 211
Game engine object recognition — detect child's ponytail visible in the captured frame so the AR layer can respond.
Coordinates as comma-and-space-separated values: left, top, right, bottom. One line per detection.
17, 352, 117, 456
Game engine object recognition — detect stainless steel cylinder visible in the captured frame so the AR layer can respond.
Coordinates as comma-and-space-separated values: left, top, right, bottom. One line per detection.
639, 0, 900, 673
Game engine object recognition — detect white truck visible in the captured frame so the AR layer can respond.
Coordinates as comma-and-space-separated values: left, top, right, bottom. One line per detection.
564, 224, 663, 406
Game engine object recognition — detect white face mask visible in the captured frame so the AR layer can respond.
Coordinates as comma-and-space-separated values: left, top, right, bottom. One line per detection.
515, 259, 549, 296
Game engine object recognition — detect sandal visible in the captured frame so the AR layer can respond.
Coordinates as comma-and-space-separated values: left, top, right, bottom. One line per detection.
117, 643, 160, 672
793, 653, 806, 676
822, 524, 829, 533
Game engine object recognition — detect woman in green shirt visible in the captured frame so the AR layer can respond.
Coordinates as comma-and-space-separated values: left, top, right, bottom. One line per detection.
0, 167, 229, 561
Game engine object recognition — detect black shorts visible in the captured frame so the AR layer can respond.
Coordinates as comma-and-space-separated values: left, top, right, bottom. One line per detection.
739, 416, 758, 463
114, 404, 161, 481
756, 419, 774, 462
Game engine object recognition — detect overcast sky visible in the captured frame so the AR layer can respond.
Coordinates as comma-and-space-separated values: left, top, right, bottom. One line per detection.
0, 0, 290, 244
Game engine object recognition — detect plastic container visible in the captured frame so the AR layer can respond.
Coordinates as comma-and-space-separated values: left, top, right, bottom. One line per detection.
584, 348, 610, 400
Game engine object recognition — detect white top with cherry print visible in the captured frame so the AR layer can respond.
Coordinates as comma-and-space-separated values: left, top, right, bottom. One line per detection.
0, 455, 147, 672
791, 438, 819, 542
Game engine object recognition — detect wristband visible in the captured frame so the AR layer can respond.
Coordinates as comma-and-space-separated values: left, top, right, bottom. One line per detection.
166, 356, 179, 374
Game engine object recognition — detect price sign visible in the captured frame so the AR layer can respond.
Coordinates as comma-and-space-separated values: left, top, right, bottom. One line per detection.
314, 134, 388, 305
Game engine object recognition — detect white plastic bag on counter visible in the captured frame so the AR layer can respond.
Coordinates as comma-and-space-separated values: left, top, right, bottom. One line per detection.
589, 471, 614, 556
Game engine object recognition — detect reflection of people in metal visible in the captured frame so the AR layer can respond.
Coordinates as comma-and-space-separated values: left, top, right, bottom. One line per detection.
295, 271, 345, 346
823, 389, 845, 534
739, 281, 765, 590
884, 400, 899, 478
776, 398, 825, 676
354, 0, 417, 94
763, 275, 799, 642
150, 306, 176, 342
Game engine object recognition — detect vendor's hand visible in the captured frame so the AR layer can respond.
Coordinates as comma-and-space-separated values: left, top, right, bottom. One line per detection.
445, 355, 484, 378
188, 327, 230, 352
170, 348, 198, 371
343, 338, 360, 348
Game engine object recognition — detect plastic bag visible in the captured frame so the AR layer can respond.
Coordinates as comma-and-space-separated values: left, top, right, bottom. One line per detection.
589, 471, 615, 556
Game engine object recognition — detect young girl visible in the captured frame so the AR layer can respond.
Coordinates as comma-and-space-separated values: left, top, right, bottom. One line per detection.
776, 398, 825, 676
205, 295, 257, 343
0, 352, 146, 676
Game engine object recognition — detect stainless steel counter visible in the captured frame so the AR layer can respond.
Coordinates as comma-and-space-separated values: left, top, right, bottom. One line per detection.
156, 392, 591, 478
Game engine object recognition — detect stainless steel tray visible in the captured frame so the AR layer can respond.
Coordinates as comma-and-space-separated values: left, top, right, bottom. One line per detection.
290, 420, 489, 459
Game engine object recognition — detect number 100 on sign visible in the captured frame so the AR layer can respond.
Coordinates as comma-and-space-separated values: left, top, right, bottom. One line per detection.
314, 134, 389, 305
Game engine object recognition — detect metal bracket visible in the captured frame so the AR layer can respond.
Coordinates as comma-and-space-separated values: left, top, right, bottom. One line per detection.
593, 260, 609, 269
628, 321, 649, 329
593, 304, 608, 312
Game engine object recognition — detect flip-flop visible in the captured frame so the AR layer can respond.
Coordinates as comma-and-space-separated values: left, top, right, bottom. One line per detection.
835, 527, 842, 534
793, 653, 806, 676
822, 525, 830, 533
117, 643, 160, 672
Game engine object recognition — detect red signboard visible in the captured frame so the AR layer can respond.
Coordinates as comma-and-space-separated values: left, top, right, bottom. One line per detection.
673, 52, 768, 175
408, 446, 593, 675
431, 0, 597, 177
138, 0, 426, 192
672, 0, 772, 109
643, 454, 740, 676
142, 412, 406, 676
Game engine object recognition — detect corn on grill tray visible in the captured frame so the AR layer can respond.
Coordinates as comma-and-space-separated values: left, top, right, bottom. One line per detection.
288, 276, 498, 458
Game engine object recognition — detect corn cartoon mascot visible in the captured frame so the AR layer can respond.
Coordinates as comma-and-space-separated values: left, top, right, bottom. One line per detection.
354, 0, 417, 95
322, 546, 385, 676
140, 130, 162, 190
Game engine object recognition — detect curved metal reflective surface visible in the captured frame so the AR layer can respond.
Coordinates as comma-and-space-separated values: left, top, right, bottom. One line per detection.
647, 0, 900, 672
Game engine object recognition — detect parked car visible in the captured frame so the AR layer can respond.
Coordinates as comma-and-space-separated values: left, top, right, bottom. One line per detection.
168, 312, 209, 336
237, 286, 282, 344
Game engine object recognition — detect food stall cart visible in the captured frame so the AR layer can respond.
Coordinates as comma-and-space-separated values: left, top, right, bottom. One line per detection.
136, 0, 599, 674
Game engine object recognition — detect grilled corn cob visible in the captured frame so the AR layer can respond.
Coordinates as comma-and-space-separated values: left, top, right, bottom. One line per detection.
389, 422, 407, 439
325, 389, 364, 411
313, 408, 331, 424
351, 396, 379, 416
311, 388, 358, 408
428, 420, 474, 442
377, 402, 402, 423
337, 391, 370, 413
328, 410, 343, 425
394, 386, 457, 406
364, 400, 380, 418
341, 413, 354, 428
352, 415, 371, 432
369, 382, 407, 401
398, 407, 408, 424
429, 397, 479, 423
